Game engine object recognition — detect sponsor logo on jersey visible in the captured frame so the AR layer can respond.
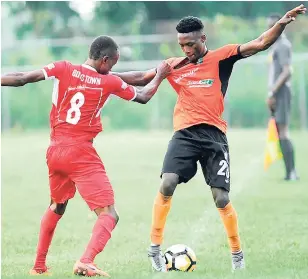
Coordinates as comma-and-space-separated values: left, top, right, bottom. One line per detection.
187, 79, 214, 88
174, 68, 199, 84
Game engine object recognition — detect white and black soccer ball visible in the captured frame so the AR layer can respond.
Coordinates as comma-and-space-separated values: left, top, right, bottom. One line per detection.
164, 244, 197, 272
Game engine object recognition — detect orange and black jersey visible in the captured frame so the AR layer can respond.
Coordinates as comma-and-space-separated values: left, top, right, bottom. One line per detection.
165, 44, 245, 134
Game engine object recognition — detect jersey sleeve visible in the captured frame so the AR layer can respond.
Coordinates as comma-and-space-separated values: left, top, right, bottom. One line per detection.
108, 75, 137, 101
164, 57, 181, 82
216, 44, 244, 61
42, 61, 67, 80
165, 58, 176, 65
165, 57, 180, 69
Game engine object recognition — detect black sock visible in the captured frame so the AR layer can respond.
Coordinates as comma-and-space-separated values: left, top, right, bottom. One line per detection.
279, 139, 295, 177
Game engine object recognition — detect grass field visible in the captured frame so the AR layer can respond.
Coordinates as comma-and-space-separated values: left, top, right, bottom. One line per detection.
2, 129, 308, 279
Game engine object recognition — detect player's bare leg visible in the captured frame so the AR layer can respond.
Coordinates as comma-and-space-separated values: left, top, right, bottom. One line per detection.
211, 187, 245, 270
148, 173, 179, 272
73, 205, 118, 277
277, 124, 298, 181
30, 200, 68, 276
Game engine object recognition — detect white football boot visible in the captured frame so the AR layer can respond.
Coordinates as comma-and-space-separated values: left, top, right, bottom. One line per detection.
148, 245, 167, 272
231, 250, 245, 271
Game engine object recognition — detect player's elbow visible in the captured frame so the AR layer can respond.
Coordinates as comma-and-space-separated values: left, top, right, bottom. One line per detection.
140, 97, 150, 104
285, 66, 292, 77
262, 42, 272, 51
257, 36, 272, 51
134, 90, 153, 104
18, 76, 27, 86
259, 40, 270, 51
133, 95, 148, 104
10, 76, 27, 87
16, 72, 31, 86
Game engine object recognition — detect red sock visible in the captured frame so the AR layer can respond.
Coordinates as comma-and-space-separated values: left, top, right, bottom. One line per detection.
80, 213, 116, 263
33, 208, 62, 271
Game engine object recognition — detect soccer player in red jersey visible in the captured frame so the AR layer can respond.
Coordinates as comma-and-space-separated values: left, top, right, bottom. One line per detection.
114, 4, 306, 272
1, 35, 171, 277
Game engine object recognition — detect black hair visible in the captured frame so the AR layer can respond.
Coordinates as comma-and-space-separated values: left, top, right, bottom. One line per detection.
89, 35, 118, 60
268, 13, 281, 21
176, 16, 204, 33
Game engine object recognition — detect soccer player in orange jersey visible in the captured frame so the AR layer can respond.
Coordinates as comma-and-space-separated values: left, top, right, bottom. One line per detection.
1, 36, 171, 277
114, 4, 306, 272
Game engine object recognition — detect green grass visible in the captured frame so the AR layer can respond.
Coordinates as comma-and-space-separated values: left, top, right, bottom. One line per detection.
2, 129, 308, 279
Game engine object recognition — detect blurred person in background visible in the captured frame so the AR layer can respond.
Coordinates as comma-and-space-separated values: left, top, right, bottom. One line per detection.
114, 4, 306, 273
267, 13, 299, 181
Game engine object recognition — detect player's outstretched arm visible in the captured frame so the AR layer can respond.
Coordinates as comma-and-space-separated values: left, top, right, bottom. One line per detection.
239, 4, 306, 57
133, 62, 171, 104
112, 69, 156, 86
1, 70, 45, 87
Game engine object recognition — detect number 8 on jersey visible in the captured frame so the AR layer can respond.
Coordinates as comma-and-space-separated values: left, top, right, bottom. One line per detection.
66, 92, 85, 125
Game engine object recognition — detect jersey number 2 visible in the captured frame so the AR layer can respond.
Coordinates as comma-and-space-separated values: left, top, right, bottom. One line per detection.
217, 160, 230, 179
66, 92, 85, 125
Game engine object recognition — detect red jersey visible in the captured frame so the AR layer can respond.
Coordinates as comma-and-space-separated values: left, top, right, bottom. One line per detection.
166, 44, 243, 133
42, 61, 136, 144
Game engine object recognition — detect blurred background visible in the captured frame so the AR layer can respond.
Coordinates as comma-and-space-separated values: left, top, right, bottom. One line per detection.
2, 3, 308, 278
1, 1, 308, 131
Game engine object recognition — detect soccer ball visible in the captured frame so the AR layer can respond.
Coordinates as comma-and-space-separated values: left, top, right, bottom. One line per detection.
164, 244, 197, 272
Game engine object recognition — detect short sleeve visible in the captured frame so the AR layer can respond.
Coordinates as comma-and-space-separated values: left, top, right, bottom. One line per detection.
108, 75, 137, 101
165, 57, 181, 69
165, 58, 176, 65
42, 61, 67, 80
217, 44, 243, 60
277, 43, 291, 67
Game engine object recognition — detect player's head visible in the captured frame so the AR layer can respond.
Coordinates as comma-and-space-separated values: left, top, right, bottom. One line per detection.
89, 35, 119, 74
267, 13, 281, 29
176, 16, 206, 63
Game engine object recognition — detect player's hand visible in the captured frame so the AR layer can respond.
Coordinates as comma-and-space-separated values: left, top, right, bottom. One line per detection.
156, 61, 172, 79
266, 96, 276, 111
279, 4, 306, 25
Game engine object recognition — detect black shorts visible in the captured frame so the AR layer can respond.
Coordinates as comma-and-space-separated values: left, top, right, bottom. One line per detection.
161, 124, 230, 191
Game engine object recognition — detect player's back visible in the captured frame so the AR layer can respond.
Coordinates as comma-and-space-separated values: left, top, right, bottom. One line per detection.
43, 61, 116, 144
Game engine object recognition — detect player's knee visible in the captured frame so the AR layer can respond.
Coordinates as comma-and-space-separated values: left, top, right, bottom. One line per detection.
161, 173, 179, 196
109, 207, 119, 224
211, 187, 230, 208
277, 124, 289, 139
278, 130, 288, 139
95, 205, 119, 224
49, 200, 68, 215
279, 133, 289, 140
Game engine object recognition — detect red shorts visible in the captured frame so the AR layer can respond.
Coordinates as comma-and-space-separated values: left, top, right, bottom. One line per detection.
46, 141, 114, 210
